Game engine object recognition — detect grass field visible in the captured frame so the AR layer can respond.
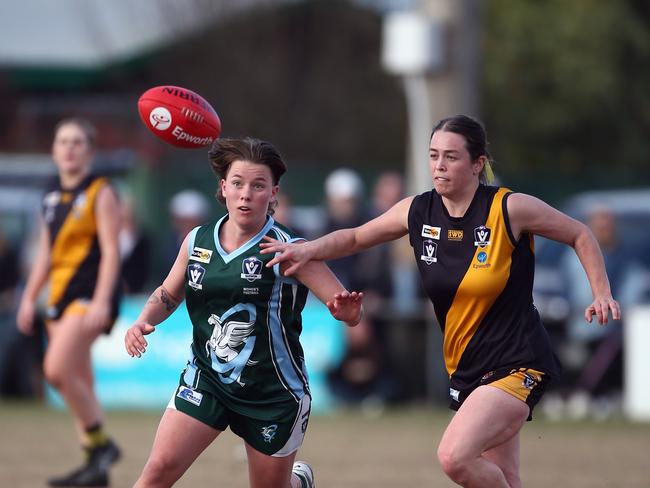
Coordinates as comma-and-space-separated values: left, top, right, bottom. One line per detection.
1, 401, 649, 487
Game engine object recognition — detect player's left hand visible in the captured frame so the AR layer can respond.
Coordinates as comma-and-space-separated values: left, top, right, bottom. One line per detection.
326, 291, 364, 327
585, 294, 621, 325
84, 300, 111, 333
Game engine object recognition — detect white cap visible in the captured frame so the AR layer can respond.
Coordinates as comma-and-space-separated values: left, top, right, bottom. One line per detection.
325, 168, 364, 200
169, 190, 209, 219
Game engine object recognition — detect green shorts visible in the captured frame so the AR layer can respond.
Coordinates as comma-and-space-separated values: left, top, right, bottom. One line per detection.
168, 383, 311, 456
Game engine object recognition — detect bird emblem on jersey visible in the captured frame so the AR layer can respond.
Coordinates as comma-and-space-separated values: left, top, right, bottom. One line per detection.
205, 303, 259, 386
207, 313, 258, 363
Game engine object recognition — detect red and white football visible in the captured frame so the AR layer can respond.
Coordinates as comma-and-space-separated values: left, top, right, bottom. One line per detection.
137, 85, 221, 148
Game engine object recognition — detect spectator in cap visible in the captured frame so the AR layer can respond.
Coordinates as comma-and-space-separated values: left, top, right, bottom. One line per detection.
163, 190, 210, 275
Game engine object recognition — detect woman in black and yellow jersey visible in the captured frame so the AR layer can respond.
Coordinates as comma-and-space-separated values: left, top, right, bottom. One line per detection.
17, 118, 122, 487
261, 114, 621, 488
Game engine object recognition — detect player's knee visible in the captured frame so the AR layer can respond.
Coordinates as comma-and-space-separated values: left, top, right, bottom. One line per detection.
140, 455, 181, 485
43, 361, 66, 390
437, 442, 470, 483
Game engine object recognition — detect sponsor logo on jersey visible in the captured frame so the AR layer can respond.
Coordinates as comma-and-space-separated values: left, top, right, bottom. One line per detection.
420, 239, 438, 264
261, 424, 278, 443
448, 229, 464, 241
190, 246, 213, 263
421, 224, 441, 239
188, 263, 206, 290
44, 191, 61, 207
241, 256, 263, 282
449, 388, 460, 402
473, 225, 491, 247
72, 193, 87, 219
177, 385, 203, 406
472, 251, 491, 269
43, 191, 61, 223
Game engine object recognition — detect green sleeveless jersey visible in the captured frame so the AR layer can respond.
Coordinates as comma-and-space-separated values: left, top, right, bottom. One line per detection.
182, 215, 310, 419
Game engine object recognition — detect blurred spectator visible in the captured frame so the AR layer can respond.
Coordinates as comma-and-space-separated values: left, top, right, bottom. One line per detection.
321, 169, 403, 407
0, 228, 19, 301
0, 225, 42, 399
119, 195, 151, 294
273, 192, 307, 237
561, 205, 647, 419
163, 189, 210, 273
320, 168, 368, 290
358, 171, 419, 311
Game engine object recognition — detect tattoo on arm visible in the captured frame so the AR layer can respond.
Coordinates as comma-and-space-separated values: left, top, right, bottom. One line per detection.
160, 288, 178, 312
146, 295, 160, 305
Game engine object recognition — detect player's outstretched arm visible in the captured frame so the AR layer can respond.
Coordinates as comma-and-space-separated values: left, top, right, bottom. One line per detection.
125, 233, 189, 357
294, 260, 363, 327
260, 196, 413, 275
508, 192, 621, 325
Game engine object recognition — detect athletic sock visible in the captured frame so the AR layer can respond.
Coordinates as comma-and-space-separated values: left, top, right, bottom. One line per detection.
85, 423, 109, 450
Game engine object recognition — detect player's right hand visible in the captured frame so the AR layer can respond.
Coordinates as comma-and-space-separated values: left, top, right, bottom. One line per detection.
260, 236, 312, 276
125, 322, 156, 358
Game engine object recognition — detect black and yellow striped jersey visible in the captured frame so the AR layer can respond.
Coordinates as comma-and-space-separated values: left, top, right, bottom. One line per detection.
408, 185, 560, 392
42, 174, 120, 321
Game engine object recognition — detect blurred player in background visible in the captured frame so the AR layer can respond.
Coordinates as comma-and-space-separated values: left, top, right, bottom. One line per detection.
16, 118, 122, 486
125, 137, 363, 488
261, 114, 620, 488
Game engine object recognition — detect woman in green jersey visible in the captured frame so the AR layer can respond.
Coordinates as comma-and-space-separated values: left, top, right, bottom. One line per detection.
125, 137, 362, 488
260, 115, 620, 488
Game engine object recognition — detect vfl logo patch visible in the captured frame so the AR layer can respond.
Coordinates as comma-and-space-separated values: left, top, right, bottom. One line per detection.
190, 247, 213, 263
522, 373, 540, 389
241, 257, 263, 282
474, 226, 491, 247
448, 229, 464, 241
421, 225, 441, 240
177, 386, 203, 406
420, 239, 438, 264
188, 263, 206, 290
261, 424, 278, 443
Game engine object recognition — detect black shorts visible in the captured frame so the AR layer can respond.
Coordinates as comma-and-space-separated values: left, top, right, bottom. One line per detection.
449, 367, 551, 421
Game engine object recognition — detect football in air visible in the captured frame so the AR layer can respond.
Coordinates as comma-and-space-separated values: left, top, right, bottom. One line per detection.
138, 85, 221, 148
